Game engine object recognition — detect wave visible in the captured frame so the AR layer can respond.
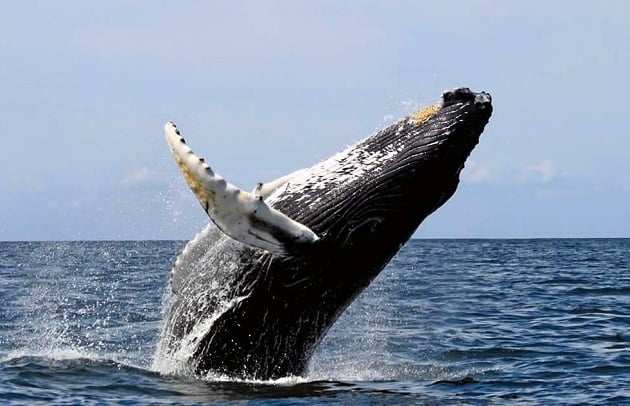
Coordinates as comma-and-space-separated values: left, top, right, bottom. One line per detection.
568, 286, 630, 296
0, 349, 152, 376
3, 345, 478, 388
0, 350, 463, 404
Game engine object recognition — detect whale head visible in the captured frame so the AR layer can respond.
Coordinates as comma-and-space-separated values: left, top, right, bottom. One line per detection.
272, 87, 492, 274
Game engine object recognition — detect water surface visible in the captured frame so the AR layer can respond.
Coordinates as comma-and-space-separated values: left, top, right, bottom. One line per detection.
1, 239, 628, 404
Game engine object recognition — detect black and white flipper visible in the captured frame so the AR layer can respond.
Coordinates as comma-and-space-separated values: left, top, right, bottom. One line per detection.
252, 168, 306, 199
164, 122, 319, 255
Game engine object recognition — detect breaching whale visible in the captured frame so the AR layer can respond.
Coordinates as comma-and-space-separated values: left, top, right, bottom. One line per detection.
155, 87, 493, 380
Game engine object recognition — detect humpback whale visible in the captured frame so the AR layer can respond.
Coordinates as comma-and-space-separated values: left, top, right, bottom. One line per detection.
155, 87, 493, 380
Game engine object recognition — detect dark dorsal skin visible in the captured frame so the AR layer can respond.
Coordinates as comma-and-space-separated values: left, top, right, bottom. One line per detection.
156, 88, 493, 380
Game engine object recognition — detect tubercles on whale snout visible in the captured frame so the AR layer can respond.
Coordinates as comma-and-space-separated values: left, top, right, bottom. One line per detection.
441, 87, 492, 109
412, 87, 491, 125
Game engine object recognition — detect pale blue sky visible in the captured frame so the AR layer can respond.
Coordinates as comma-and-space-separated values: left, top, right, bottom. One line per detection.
1, 1, 628, 240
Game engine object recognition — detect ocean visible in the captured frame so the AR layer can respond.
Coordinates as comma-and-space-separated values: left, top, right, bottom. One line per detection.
0, 239, 628, 404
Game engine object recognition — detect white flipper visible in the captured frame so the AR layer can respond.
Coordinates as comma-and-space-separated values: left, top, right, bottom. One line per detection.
252, 168, 307, 199
164, 122, 319, 255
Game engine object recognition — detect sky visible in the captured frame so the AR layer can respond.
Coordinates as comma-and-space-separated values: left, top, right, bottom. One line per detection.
0, 1, 628, 241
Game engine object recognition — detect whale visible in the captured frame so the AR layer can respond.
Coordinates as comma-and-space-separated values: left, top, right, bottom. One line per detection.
155, 87, 493, 380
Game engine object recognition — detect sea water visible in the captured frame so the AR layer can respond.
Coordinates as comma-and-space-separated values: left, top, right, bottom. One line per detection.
0, 239, 628, 404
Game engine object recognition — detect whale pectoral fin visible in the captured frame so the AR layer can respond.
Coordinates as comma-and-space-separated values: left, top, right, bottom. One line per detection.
251, 168, 307, 199
246, 195, 320, 254
164, 122, 319, 256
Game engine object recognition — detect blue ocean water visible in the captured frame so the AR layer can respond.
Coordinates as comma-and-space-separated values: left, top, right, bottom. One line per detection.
0, 239, 628, 404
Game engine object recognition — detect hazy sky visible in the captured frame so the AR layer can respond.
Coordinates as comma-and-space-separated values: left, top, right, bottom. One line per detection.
1, 1, 628, 240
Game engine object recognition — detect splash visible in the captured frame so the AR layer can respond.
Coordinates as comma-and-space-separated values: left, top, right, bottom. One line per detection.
1, 241, 164, 371
1, 347, 99, 364
151, 226, 252, 376
152, 293, 250, 376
